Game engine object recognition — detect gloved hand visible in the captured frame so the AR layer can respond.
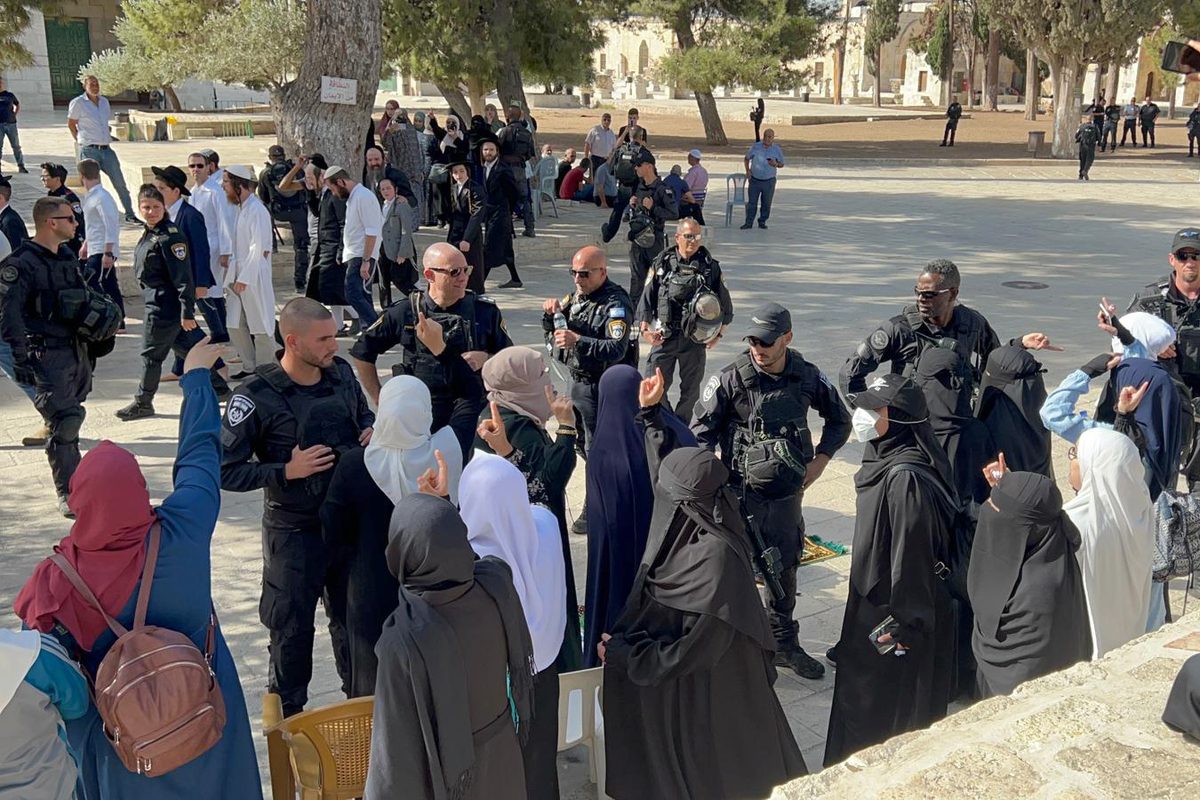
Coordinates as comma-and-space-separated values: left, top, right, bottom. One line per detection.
1080, 353, 1118, 379
13, 361, 36, 387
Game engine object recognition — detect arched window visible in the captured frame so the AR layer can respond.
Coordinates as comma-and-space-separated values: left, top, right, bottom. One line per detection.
600, 53, 607, 72
620, 54, 629, 76
638, 41, 650, 74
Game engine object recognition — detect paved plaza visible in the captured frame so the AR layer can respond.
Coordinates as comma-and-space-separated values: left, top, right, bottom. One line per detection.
1, 113, 1198, 795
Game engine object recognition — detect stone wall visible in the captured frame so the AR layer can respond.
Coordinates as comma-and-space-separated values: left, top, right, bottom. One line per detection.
773, 617, 1200, 799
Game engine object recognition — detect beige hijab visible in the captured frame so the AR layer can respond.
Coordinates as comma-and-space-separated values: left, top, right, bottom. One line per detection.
482, 346, 553, 427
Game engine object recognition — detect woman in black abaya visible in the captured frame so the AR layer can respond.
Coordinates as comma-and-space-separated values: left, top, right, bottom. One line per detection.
914, 348, 997, 506
976, 345, 1053, 478
600, 441, 806, 800
968, 470, 1092, 698
825, 374, 957, 768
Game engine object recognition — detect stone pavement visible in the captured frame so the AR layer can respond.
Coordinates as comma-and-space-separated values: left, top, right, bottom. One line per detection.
2, 113, 1199, 796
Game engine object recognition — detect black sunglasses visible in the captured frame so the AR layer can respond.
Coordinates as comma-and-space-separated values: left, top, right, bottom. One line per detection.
747, 336, 777, 348
187, 163, 207, 169
429, 266, 472, 277
914, 287, 953, 300
570, 269, 593, 277
1176, 251, 1200, 262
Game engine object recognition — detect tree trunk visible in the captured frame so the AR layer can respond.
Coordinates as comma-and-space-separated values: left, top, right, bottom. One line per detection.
277, 0, 382, 172
466, 75, 487, 116
672, 13, 728, 145
491, 0, 527, 111
1024, 50, 1038, 121
872, 47, 882, 108
164, 85, 182, 112
1104, 60, 1120, 105
965, 41, 976, 108
942, 0, 954, 107
435, 82, 472, 121
1048, 58, 1079, 159
985, 30, 999, 110
832, 46, 845, 105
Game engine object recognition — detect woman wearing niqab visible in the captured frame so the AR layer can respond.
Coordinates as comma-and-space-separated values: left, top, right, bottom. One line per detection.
365, 493, 533, 800
824, 375, 956, 767
968, 471, 1092, 698
601, 445, 807, 800
975, 345, 1053, 478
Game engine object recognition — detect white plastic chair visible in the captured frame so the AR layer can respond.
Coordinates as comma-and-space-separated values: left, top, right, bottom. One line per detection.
535, 156, 560, 219
724, 174, 747, 227
557, 667, 609, 798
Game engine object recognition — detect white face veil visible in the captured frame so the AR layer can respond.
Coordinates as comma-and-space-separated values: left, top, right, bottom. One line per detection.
1062, 428, 1154, 659
458, 453, 566, 672
363, 376, 463, 505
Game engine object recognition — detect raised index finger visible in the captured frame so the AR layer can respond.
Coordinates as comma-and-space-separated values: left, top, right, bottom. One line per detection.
490, 400, 503, 426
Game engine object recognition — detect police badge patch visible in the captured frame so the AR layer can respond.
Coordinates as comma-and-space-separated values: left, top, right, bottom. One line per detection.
226, 395, 256, 426
869, 328, 889, 351
172, 243, 189, 261
607, 319, 628, 339
702, 375, 720, 403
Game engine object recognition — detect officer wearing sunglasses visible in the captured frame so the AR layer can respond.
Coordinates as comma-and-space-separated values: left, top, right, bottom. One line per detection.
1119, 227, 1200, 488
840, 259, 1058, 398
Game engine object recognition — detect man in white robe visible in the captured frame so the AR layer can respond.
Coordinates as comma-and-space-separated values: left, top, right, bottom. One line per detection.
222, 164, 276, 374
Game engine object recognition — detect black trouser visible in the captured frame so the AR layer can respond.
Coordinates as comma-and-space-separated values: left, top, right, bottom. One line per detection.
509, 162, 535, 235
941, 121, 957, 145
601, 186, 634, 242
1121, 119, 1137, 145
138, 314, 227, 403
523, 664, 561, 800
644, 334, 707, 425
570, 378, 600, 456
678, 201, 706, 227
31, 342, 91, 498
1142, 123, 1156, 146
171, 296, 228, 377
1191, 133, 1200, 156
261, 522, 352, 717
1078, 148, 1095, 178
1102, 121, 1118, 151
378, 255, 417, 308
746, 490, 805, 647
432, 392, 487, 465
81, 254, 125, 323
274, 206, 311, 289
628, 236, 664, 307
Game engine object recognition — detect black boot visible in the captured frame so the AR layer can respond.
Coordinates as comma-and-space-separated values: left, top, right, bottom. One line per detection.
774, 644, 826, 680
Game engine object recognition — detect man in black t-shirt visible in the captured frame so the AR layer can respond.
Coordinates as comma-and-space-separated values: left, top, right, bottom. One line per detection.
0, 78, 27, 176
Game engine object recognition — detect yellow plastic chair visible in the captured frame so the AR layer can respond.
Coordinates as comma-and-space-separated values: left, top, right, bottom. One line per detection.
262, 692, 375, 800
556, 667, 610, 798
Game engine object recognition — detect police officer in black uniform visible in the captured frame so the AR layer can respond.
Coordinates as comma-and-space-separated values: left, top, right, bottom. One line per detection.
497, 104, 536, 238
40, 162, 84, 256
626, 150, 678, 306
1115, 228, 1200, 488
693, 302, 851, 679
258, 144, 310, 292
117, 184, 227, 420
350, 242, 511, 460
839, 259, 1057, 397
221, 297, 374, 718
1102, 98, 1121, 153
0, 197, 96, 516
637, 217, 733, 424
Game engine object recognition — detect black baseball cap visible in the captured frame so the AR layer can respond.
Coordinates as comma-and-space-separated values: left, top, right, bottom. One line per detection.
631, 150, 656, 167
850, 374, 926, 414
743, 302, 791, 345
151, 165, 191, 196
1173, 228, 1200, 254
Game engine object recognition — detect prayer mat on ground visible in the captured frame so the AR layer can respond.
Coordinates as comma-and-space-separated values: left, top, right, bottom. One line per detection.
800, 535, 848, 566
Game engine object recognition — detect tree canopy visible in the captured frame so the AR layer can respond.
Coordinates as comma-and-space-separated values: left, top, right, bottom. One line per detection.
2, 1, 62, 71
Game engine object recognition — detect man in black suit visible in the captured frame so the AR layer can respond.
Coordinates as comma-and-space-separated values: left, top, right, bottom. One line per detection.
480, 141, 523, 289
0, 179, 27, 251
446, 161, 486, 293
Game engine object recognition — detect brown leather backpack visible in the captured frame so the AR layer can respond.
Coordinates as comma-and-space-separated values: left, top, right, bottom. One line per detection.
51, 523, 226, 776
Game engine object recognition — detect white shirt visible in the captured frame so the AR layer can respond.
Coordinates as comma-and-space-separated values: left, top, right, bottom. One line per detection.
584, 124, 617, 159
81, 184, 120, 259
342, 183, 382, 261
67, 94, 112, 146
167, 197, 184, 222
0, 230, 10, 262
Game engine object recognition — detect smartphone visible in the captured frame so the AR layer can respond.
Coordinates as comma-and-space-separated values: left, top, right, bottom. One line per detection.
1098, 301, 1112, 325
868, 616, 900, 655
1162, 41, 1200, 75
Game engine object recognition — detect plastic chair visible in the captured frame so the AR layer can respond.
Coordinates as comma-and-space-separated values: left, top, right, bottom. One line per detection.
724, 174, 747, 227
535, 156, 560, 219
263, 692, 375, 800
557, 667, 610, 798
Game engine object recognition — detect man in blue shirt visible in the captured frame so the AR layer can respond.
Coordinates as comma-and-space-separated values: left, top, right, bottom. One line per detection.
0, 78, 26, 176
742, 129, 784, 230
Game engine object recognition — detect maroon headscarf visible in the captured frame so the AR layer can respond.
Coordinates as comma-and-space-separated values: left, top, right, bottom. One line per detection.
15, 441, 157, 651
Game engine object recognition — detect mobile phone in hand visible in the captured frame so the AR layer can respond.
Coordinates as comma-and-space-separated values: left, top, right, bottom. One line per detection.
868, 615, 901, 655
1162, 41, 1200, 74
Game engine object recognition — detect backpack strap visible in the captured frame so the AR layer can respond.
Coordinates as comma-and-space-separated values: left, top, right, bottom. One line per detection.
132, 523, 163, 630
49, 551, 131, 640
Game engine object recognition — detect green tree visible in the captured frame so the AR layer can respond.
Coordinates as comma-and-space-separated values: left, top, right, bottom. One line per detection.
989, 0, 1170, 158
1143, 23, 1184, 116
863, 0, 901, 107
643, 0, 826, 146
1, 1, 63, 71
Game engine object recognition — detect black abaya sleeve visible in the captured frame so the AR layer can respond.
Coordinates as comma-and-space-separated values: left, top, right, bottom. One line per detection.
885, 471, 941, 648
605, 610, 737, 687
365, 643, 438, 800
1113, 410, 1148, 458
639, 403, 685, 481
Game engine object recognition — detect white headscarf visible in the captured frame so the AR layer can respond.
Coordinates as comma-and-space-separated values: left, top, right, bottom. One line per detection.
1063, 428, 1154, 660
1113, 311, 1176, 361
459, 453, 566, 672
363, 376, 463, 505
0, 629, 41, 715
